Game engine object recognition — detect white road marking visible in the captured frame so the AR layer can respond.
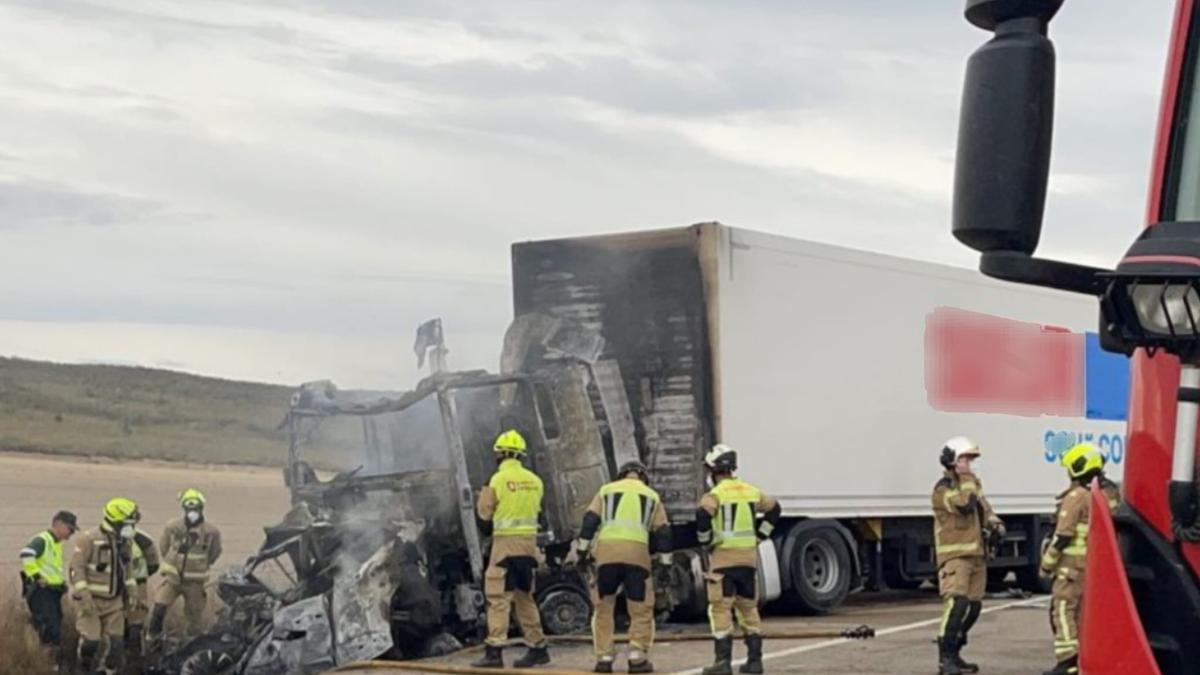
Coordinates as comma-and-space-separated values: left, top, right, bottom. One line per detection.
671, 596, 1050, 675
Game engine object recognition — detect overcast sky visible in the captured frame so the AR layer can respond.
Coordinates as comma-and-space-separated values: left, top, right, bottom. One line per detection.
0, 0, 1175, 388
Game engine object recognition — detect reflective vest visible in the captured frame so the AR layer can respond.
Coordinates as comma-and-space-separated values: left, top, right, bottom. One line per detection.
711, 478, 762, 550
597, 478, 662, 544
21, 531, 64, 587
490, 458, 543, 536
132, 541, 148, 581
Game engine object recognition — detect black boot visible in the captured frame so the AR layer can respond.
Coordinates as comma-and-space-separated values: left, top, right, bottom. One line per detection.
594, 658, 614, 673
471, 645, 504, 669
77, 639, 100, 675
513, 645, 551, 668
628, 658, 654, 673
702, 637, 734, 675
739, 634, 763, 674
954, 633, 979, 674
937, 638, 964, 675
1042, 655, 1079, 675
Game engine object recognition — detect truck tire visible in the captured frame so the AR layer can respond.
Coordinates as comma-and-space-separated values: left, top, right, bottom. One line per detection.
778, 522, 853, 614
535, 570, 592, 635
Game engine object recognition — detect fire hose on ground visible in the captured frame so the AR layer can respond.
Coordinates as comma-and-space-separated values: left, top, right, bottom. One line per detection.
333, 625, 876, 673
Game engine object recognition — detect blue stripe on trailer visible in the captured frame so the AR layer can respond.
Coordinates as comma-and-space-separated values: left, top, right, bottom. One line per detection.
1085, 333, 1130, 421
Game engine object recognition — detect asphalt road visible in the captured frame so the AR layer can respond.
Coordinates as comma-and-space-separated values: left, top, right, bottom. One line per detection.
343, 589, 1055, 675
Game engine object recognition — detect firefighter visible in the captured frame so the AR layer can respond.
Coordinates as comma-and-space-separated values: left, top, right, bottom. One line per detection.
696, 444, 781, 675
471, 429, 551, 669
1040, 443, 1104, 675
574, 460, 672, 673
18, 510, 77, 658
148, 488, 222, 651
126, 517, 160, 669
69, 498, 139, 675
932, 436, 1005, 675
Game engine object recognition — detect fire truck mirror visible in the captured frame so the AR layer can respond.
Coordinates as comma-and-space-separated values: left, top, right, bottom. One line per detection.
952, 0, 1064, 257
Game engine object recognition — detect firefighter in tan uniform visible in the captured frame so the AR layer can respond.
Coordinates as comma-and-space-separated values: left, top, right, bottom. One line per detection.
69, 498, 140, 675
126, 523, 160, 669
471, 430, 551, 669
932, 437, 1005, 675
573, 460, 672, 673
697, 444, 781, 675
148, 488, 222, 651
1039, 443, 1107, 675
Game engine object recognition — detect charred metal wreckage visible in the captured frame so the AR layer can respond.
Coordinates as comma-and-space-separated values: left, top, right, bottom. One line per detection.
152, 315, 698, 674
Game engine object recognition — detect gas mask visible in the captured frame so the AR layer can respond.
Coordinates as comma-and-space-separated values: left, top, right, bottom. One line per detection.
119, 524, 135, 539
185, 509, 202, 525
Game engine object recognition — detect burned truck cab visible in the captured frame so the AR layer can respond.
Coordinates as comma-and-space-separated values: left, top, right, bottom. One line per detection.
268, 317, 621, 666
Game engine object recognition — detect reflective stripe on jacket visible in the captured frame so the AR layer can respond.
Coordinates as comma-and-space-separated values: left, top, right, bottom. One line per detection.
710, 478, 762, 551
69, 525, 135, 599
597, 478, 662, 544
488, 458, 544, 536
19, 530, 64, 587
160, 518, 222, 583
931, 471, 993, 563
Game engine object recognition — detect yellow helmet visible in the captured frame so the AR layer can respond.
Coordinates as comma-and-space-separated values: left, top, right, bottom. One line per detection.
494, 429, 527, 455
1062, 443, 1104, 479
104, 497, 139, 524
178, 488, 206, 509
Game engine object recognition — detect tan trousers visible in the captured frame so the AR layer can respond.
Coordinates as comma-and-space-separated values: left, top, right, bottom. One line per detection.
706, 568, 761, 638
591, 573, 655, 659
76, 594, 126, 642
77, 594, 126, 673
154, 578, 207, 637
1050, 567, 1084, 662
484, 563, 546, 647
127, 582, 150, 626
937, 556, 987, 601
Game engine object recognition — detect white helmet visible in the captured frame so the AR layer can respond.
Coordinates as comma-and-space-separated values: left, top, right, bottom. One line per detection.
705, 444, 738, 472
940, 436, 981, 468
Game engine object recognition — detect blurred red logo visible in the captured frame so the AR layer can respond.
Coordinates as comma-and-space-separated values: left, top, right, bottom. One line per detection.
925, 307, 1083, 417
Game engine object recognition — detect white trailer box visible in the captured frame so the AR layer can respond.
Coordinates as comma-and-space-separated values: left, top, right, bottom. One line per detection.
512, 223, 1128, 612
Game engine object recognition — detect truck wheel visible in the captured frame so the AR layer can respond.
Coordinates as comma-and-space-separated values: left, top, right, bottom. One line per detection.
779, 523, 852, 614
537, 583, 591, 635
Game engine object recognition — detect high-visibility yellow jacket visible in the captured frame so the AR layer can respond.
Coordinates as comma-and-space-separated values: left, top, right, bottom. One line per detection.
19, 530, 65, 588
476, 458, 544, 564
580, 477, 671, 570
131, 529, 160, 581
697, 477, 779, 570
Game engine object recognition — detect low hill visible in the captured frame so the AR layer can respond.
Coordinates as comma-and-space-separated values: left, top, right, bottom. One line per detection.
0, 357, 293, 465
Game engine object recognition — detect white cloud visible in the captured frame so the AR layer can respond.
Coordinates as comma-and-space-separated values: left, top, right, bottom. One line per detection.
0, 0, 1176, 386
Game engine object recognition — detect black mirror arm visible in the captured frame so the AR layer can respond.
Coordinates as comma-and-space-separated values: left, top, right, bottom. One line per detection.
979, 251, 1111, 296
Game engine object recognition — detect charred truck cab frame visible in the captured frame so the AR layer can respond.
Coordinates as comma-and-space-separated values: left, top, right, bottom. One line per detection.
278, 316, 644, 665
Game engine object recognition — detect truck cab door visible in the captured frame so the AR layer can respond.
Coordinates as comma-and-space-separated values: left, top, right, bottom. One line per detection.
527, 364, 610, 541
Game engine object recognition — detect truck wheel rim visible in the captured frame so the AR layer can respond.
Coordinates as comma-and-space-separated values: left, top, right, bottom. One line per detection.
801, 539, 839, 595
